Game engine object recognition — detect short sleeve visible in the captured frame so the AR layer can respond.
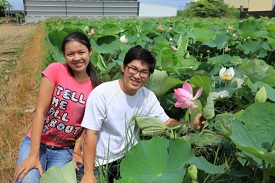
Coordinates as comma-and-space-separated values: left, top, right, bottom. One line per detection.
42, 63, 63, 85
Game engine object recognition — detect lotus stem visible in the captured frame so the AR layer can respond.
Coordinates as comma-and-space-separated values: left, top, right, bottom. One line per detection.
262, 160, 269, 183
271, 138, 275, 152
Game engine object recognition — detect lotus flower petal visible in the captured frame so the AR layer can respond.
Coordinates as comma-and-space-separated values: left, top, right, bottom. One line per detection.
219, 67, 235, 80
119, 35, 128, 44
171, 46, 177, 51
193, 87, 203, 100
174, 82, 203, 113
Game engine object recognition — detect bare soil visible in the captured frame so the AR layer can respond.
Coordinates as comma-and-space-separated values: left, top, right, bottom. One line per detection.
0, 24, 37, 74
0, 23, 46, 182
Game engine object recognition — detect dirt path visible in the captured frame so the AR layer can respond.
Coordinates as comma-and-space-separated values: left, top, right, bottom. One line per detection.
0, 24, 37, 72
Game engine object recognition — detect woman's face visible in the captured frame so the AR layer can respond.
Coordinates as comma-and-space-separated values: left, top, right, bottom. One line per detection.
120, 59, 150, 96
64, 41, 92, 74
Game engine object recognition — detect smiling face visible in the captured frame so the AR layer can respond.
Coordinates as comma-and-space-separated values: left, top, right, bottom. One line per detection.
120, 59, 150, 96
64, 40, 92, 75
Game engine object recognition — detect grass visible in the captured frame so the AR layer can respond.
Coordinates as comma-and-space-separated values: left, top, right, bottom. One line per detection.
0, 22, 47, 182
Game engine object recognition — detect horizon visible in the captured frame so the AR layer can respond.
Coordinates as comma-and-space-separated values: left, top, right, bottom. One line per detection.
7, 0, 189, 10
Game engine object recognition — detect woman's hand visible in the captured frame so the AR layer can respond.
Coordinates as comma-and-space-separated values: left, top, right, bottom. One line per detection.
72, 151, 83, 170
14, 154, 43, 182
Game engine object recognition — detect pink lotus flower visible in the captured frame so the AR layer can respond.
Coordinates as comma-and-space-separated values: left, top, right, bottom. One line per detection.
174, 82, 203, 114
158, 25, 163, 30
89, 28, 95, 35
171, 46, 177, 51
168, 27, 173, 31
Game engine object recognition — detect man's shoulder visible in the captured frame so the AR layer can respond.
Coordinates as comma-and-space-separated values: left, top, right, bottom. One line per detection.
92, 80, 118, 93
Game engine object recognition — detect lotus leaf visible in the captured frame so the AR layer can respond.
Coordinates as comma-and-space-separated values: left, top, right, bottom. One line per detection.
203, 32, 230, 50
118, 137, 195, 183
145, 70, 182, 97
182, 132, 223, 147
230, 102, 275, 165
40, 161, 77, 183
238, 59, 275, 87
192, 156, 225, 174
133, 116, 168, 136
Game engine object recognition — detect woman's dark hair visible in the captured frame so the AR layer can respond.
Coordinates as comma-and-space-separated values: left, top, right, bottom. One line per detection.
61, 31, 101, 87
123, 45, 156, 74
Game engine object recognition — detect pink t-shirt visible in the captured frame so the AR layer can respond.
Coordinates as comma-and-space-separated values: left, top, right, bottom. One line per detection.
27, 63, 93, 147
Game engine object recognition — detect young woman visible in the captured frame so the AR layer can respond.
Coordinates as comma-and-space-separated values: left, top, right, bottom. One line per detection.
14, 31, 101, 183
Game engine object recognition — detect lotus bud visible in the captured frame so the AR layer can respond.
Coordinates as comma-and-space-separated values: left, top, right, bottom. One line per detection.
187, 165, 198, 181
184, 52, 190, 59
255, 86, 267, 102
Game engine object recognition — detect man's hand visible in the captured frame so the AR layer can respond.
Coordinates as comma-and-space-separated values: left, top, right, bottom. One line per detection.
191, 112, 206, 130
80, 174, 97, 183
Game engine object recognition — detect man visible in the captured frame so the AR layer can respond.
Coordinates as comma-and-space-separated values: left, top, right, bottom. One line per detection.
80, 45, 204, 183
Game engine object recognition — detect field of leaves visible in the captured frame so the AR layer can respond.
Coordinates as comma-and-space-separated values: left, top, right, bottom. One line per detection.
43, 16, 275, 182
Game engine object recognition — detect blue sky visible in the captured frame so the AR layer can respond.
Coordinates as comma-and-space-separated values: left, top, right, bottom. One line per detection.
8, 0, 191, 10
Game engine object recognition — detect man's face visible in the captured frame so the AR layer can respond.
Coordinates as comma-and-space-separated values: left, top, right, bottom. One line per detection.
120, 59, 150, 96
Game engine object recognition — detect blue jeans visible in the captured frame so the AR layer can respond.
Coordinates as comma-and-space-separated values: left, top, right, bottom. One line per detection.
15, 136, 74, 183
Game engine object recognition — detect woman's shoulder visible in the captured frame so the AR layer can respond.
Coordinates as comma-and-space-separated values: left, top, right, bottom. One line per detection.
43, 62, 68, 74
46, 62, 66, 69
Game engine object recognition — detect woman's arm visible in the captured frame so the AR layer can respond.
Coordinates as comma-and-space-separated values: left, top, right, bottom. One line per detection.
72, 130, 84, 170
14, 76, 54, 181
80, 129, 98, 183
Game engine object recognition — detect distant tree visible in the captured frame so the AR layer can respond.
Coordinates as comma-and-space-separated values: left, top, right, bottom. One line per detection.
179, 0, 239, 18
0, 0, 13, 17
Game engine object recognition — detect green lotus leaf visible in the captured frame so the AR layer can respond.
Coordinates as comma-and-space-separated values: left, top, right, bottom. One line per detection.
237, 40, 270, 55
238, 59, 275, 87
133, 116, 168, 136
40, 161, 77, 183
119, 137, 195, 183
145, 70, 182, 97
190, 75, 212, 106
237, 19, 260, 39
202, 92, 215, 120
207, 54, 232, 65
96, 35, 120, 54
202, 32, 230, 50
182, 132, 223, 147
187, 28, 216, 42
215, 113, 235, 136
192, 156, 225, 174
101, 23, 122, 35
230, 102, 275, 165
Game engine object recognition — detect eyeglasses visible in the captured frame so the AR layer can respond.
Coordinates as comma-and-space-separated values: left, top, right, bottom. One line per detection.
126, 65, 150, 78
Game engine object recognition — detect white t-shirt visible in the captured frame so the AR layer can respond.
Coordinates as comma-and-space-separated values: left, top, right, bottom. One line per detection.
81, 80, 169, 166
